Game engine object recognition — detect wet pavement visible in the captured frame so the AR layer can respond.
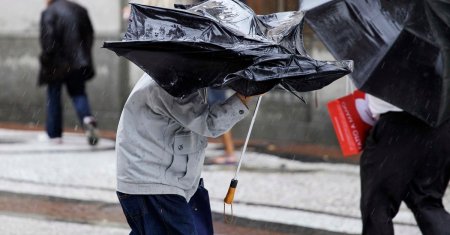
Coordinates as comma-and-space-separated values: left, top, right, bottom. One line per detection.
0, 127, 447, 234
0, 191, 299, 235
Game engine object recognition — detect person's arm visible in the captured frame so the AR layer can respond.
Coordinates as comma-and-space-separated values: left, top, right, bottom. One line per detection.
84, 9, 94, 48
151, 86, 252, 138
39, 11, 57, 65
236, 93, 254, 107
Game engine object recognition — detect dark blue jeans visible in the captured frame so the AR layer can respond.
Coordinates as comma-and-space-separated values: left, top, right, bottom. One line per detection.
117, 193, 198, 235
46, 78, 92, 138
118, 180, 214, 235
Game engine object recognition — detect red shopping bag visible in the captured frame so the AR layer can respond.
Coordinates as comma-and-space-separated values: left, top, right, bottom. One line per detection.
327, 90, 375, 157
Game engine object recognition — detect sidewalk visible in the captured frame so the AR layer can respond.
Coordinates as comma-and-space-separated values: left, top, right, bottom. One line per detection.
0, 128, 444, 234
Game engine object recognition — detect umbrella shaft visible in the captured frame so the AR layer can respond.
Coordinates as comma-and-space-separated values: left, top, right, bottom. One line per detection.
234, 96, 263, 179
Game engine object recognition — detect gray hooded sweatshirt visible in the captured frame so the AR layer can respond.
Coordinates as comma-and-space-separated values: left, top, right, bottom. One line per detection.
116, 74, 250, 201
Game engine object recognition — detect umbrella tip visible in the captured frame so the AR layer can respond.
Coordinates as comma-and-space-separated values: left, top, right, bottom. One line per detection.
339, 60, 354, 72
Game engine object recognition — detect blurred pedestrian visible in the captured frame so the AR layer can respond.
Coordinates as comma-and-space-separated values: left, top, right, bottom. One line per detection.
360, 94, 450, 235
205, 88, 238, 165
38, 0, 99, 145
115, 73, 254, 234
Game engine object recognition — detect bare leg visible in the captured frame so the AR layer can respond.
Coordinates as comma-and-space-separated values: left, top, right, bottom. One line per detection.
208, 131, 237, 164
223, 131, 235, 157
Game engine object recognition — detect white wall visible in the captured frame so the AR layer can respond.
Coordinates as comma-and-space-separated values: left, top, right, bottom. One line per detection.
128, 0, 199, 8
76, 0, 122, 35
0, 0, 122, 36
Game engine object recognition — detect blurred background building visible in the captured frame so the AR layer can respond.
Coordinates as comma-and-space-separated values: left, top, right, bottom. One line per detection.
0, 0, 348, 149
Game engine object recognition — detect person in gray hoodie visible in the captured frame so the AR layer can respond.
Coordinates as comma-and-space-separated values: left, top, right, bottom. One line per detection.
115, 73, 254, 234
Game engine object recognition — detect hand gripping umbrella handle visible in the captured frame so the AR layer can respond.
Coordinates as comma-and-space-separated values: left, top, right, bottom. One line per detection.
223, 96, 263, 222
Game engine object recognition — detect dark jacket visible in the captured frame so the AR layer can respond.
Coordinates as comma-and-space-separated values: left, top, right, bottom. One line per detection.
38, 0, 95, 85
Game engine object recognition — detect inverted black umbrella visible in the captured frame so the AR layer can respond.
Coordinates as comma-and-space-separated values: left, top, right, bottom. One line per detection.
104, 0, 352, 98
303, 0, 450, 127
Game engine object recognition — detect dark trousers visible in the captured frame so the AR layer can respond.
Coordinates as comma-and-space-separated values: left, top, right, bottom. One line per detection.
46, 77, 92, 138
360, 112, 450, 235
117, 193, 198, 235
118, 179, 213, 235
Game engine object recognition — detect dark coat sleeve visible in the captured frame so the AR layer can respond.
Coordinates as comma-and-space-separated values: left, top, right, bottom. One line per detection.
39, 10, 57, 67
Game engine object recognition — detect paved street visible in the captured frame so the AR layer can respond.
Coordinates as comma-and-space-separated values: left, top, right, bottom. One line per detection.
0, 128, 448, 234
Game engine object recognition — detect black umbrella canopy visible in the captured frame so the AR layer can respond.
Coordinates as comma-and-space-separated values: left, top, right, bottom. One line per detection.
303, 0, 450, 127
104, 0, 352, 98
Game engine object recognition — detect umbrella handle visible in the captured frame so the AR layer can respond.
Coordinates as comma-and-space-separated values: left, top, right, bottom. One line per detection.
224, 179, 238, 204
223, 179, 238, 224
